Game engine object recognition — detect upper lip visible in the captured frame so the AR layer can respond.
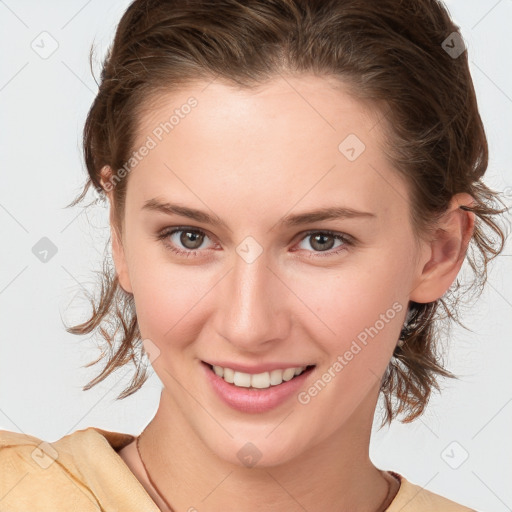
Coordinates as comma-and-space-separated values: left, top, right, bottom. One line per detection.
203, 360, 315, 374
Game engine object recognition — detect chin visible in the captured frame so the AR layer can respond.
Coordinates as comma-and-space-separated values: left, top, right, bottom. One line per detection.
201, 429, 309, 469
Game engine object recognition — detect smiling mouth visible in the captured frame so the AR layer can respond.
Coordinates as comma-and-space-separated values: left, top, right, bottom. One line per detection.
205, 363, 316, 389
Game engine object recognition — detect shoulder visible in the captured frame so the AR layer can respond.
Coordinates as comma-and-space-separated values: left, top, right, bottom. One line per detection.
0, 427, 141, 511
387, 472, 477, 512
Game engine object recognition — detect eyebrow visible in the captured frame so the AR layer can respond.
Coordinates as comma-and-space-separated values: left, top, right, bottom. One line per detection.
142, 197, 376, 229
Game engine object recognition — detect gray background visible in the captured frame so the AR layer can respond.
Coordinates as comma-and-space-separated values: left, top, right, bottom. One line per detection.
0, 1, 511, 510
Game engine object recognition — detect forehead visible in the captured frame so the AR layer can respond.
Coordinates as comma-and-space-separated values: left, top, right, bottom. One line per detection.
136, 74, 383, 148
128, 75, 409, 225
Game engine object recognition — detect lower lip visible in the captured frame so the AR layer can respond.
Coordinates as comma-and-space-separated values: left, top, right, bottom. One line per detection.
202, 362, 315, 413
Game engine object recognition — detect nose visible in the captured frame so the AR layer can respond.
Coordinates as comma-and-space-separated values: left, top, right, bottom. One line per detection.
215, 247, 291, 353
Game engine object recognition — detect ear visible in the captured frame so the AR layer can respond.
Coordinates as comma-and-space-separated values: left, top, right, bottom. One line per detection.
409, 193, 476, 303
99, 166, 133, 295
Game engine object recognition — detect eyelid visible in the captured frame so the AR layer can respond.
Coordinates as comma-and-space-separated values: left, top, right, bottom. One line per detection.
156, 225, 218, 249
156, 226, 355, 256
291, 229, 355, 258
294, 229, 355, 245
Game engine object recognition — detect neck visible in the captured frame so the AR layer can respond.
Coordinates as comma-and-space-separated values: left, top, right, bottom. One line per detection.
135, 384, 394, 512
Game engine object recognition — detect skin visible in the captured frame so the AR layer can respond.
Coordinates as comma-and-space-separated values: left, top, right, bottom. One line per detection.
102, 74, 475, 511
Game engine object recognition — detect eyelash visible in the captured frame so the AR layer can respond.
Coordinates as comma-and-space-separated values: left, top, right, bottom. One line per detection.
155, 226, 355, 259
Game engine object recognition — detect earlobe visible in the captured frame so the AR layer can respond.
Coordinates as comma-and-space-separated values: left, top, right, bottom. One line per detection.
100, 166, 133, 295
409, 193, 476, 304
111, 225, 133, 294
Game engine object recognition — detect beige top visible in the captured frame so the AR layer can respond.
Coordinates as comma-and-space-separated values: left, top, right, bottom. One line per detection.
0, 427, 476, 511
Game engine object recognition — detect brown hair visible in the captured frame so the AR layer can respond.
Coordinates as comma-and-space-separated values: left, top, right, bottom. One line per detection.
66, 0, 510, 427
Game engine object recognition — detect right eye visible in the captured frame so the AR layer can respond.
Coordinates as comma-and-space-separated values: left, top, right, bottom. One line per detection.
156, 226, 216, 258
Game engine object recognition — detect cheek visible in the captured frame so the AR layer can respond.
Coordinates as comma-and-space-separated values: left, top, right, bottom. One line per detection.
133, 273, 206, 340
293, 258, 408, 362
291, 266, 407, 423
125, 238, 208, 346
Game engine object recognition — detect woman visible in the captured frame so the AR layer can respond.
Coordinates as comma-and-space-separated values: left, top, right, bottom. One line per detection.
0, 0, 508, 510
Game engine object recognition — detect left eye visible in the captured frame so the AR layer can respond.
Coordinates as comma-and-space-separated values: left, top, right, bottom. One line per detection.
156, 227, 353, 258
296, 231, 351, 254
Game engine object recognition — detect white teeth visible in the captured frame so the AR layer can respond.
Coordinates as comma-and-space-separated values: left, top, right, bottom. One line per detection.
282, 368, 296, 381
269, 369, 283, 386
223, 367, 234, 383
211, 365, 309, 389
251, 372, 271, 389
233, 371, 251, 388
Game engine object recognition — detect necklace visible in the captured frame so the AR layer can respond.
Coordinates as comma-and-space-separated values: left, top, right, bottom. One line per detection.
137, 433, 176, 512
136, 434, 396, 512
379, 471, 399, 511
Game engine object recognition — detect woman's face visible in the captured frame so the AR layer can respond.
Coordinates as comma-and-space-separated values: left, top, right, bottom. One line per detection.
107, 75, 433, 466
